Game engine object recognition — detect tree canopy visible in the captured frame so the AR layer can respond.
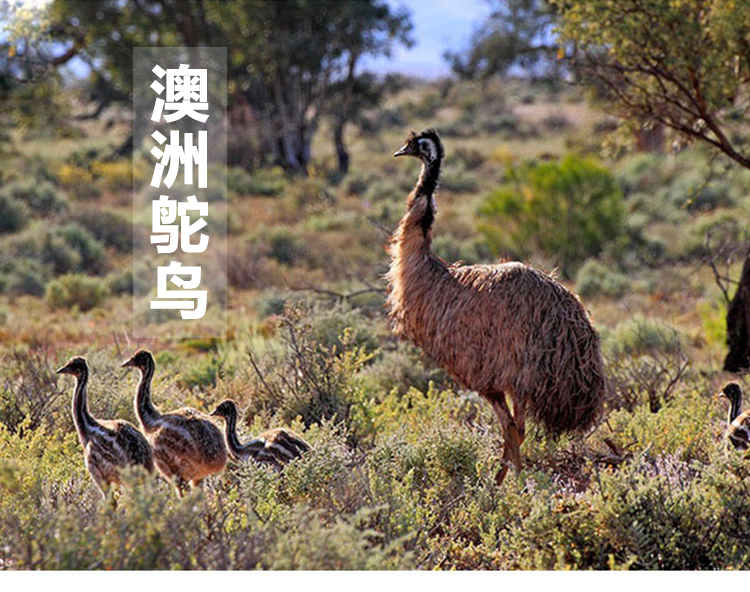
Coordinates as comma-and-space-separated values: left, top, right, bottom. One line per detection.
555, 0, 750, 168
34, 0, 412, 171
446, 0, 558, 81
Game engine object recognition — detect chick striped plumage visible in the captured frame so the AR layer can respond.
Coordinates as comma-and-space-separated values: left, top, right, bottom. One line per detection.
211, 400, 310, 469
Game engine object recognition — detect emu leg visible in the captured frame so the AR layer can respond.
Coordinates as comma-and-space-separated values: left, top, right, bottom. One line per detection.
491, 395, 523, 484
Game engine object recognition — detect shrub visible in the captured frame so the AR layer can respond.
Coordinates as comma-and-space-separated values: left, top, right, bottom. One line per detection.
0, 194, 30, 234
452, 147, 485, 170
478, 154, 624, 277
242, 307, 376, 445
0, 258, 47, 296
90, 160, 136, 191
603, 316, 690, 412
0, 180, 67, 217
105, 269, 134, 296
440, 165, 479, 193
432, 234, 490, 265
267, 227, 306, 266
243, 167, 286, 197
55, 163, 100, 200
47, 224, 107, 274
69, 209, 132, 252
575, 259, 629, 298
45, 274, 109, 311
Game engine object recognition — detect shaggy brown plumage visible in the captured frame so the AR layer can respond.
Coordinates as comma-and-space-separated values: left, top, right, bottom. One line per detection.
387, 129, 606, 483
122, 350, 227, 494
57, 357, 154, 496
211, 399, 310, 469
719, 382, 750, 450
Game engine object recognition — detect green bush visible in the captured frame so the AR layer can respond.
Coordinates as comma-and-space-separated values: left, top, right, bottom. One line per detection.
575, 259, 629, 298
246, 167, 287, 196
602, 316, 690, 412
268, 227, 306, 266
0, 258, 47, 296
432, 234, 491, 265
69, 209, 131, 252
0, 180, 68, 217
46, 224, 107, 275
0, 194, 30, 235
478, 154, 624, 277
45, 274, 109, 311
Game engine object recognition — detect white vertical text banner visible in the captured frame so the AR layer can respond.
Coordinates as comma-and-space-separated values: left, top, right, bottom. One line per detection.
133, 47, 227, 339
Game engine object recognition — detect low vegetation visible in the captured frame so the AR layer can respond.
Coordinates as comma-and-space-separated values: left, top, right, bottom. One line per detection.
0, 72, 747, 569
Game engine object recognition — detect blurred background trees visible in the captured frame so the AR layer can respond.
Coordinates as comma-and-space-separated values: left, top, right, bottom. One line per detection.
554, 0, 750, 372
19, 0, 412, 171
3, 0, 750, 370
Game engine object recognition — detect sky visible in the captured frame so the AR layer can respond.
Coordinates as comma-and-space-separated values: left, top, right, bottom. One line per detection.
362, 0, 492, 78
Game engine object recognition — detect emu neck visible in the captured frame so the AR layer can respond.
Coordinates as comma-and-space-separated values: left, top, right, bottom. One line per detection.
135, 363, 160, 430
729, 393, 742, 423
72, 368, 96, 444
387, 155, 453, 344
223, 410, 247, 458
410, 158, 441, 240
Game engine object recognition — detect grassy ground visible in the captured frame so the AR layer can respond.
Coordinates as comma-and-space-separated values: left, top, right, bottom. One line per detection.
0, 78, 749, 569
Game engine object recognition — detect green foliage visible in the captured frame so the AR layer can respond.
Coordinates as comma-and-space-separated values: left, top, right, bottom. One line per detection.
0, 193, 30, 234
229, 166, 287, 197
267, 227, 306, 266
603, 317, 690, 413
555, 0, 750, 171
576, 259, 629, 299
45, 274, 109, 311
478, 154, 624, 276
69, 209, 132, 252
0, 179, 68, 217
0, 258, 47, 296
43, 224, 108, 276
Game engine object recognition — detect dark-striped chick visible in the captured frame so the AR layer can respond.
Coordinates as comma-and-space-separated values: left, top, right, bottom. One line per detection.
719, 382, 750, 450
122, 350, 227, 495
210, 399, 310, 469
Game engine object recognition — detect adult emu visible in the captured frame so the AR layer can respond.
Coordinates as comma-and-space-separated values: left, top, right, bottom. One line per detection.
387, 129, 606, 483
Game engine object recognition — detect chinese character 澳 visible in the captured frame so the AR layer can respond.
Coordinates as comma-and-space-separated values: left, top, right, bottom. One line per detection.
151, 63, 209, 123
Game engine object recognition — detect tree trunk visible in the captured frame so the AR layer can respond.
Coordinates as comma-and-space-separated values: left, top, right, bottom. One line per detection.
724, 251, 750, 373
334, 122, 349, 175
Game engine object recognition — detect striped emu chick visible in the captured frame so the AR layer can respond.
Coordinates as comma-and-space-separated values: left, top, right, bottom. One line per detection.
211, 400, 310, 469
122, 350, 227, 494
719, 382, 750, 450
388, 129, 606, 484
57, 357, 153, 496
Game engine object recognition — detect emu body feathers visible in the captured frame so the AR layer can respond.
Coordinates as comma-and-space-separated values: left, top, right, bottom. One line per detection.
388, 128, 606, 481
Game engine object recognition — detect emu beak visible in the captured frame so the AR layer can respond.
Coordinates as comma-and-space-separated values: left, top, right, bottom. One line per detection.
209, 409, 218, 417
393, 143, 412, 157
121, 358, 135, 369
55, 365, 68, 375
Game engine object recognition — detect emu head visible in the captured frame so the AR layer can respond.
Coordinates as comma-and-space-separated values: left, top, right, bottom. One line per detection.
210, 399, 238, 420
394, 128, 444, 164
121, 349, 154, 371
720, 382, 742, 405
56, 356, 88, 376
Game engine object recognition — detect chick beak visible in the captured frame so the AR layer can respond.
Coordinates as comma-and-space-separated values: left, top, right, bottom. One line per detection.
393, 143, 412, 157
